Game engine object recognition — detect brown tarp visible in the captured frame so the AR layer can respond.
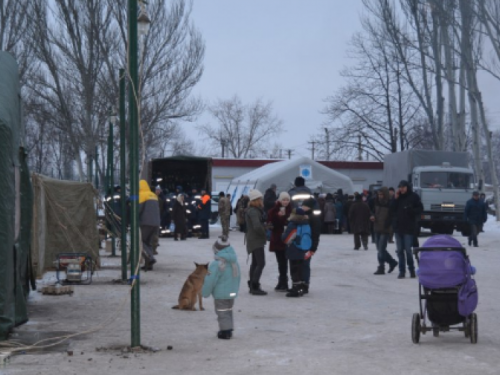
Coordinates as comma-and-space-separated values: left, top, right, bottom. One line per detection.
31, 174, 100, 277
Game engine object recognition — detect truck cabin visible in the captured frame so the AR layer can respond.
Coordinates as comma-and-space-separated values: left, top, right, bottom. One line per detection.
417, 168, 474, 190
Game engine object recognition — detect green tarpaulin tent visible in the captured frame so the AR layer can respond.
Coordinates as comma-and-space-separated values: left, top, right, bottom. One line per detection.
0, 51, 33, 341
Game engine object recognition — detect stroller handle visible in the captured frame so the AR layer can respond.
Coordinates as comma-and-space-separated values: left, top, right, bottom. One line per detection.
413, 247, 467, 257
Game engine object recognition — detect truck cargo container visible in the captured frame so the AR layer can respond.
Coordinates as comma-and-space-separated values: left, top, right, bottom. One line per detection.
383, 150, 475, 236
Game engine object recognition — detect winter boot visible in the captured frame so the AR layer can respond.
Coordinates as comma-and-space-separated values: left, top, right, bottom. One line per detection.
388, 260, 398, 274
274, 280, 289, 292
301, 283, 309, 294
373, 266, 385, 275
286, 283, 304, 298
217, 330, 232, 340
247, 280, 252, 293
250, 283, 267, 296
410, 270, 416, 278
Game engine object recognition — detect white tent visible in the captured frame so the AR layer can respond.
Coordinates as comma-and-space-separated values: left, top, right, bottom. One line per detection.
226, 156, 354, 207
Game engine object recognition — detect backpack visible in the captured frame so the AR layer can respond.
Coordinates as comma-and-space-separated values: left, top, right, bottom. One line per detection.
294, 223, 312, 251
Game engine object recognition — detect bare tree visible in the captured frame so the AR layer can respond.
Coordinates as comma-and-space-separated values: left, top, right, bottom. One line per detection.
319, 14, 425, 161
198, 95, 283, 159
106, 0, 204, 172
472, 0, 500, 220
23, 0, 204, 183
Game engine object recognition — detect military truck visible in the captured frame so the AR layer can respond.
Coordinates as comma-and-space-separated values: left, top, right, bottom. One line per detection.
383, 150, 475, 236
147, 155, 212, 194
147, 155, 218, 231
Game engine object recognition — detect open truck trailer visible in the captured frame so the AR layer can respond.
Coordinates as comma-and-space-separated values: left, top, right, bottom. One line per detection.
147, 155, 212, 194
146, 156, 218, 230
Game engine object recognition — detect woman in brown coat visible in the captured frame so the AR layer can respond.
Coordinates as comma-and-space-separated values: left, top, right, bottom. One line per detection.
267, 192, 292, 291
348, 194, 371, 250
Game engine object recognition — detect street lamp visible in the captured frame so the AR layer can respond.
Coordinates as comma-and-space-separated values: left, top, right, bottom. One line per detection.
138, 2, 151, 38
128, 0, 150, 348
107, 106, 117, 257
138, 1, 151, 78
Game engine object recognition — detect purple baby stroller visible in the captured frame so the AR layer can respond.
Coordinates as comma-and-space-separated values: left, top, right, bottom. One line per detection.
411, 235, 478, 344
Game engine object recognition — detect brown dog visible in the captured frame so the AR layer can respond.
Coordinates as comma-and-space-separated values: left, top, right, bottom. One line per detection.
172, 262, 209, 311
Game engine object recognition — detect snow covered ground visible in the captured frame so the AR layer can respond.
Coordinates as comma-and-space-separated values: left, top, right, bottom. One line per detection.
2, 216, 500, 375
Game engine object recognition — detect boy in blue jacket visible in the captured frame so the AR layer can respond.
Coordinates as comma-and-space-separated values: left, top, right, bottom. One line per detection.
202, 235, 241, 339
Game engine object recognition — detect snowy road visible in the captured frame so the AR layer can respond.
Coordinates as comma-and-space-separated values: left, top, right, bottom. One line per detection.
2, 218, 500, 375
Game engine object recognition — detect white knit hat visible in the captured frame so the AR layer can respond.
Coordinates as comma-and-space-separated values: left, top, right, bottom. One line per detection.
278, 192, 290, 201
248, 189, 263, 201
213, 235, 230, 252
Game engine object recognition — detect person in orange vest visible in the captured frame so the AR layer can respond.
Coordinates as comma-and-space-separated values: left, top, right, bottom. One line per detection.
197, 189, 212, 239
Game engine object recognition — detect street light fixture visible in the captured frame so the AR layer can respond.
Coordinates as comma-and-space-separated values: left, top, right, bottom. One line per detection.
137, 2, 151, 38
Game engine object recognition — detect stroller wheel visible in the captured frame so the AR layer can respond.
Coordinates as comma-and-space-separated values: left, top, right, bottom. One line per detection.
470, 313, 478, 344
412, 313, 421, 344
463, 321, 470, 338
432, 327, 439, 337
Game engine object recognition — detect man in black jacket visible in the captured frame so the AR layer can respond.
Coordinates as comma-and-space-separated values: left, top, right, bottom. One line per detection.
391, 180, 423, 279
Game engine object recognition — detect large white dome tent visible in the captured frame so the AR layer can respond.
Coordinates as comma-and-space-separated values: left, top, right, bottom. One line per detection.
226, 156, 355, 208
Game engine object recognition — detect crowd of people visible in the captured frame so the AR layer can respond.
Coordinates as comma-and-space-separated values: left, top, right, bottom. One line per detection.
107, 177, 488, 340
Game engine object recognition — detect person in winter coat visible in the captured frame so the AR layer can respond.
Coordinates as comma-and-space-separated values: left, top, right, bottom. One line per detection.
172, 194, 187, 241
263, 183, 278, 213
288, 176, 313, 209
370, 187, 398, 275
155, 186, 168, 229
348, 194, 371, 250
267, 191, 292, 291
464, 191, 487, 247
282, 207, 314, 297
197, 189, 211, 239
334, 196, 343, 233
236, 195, 249, 232
245, 189, 268, 295
300, 198, 321, 294
202, 235, 241, 340
390, 180, 423, 279
323, 193, 336, 234
139, 180, 160, 271
218, 191, 231, 237
343, 195, 354, 233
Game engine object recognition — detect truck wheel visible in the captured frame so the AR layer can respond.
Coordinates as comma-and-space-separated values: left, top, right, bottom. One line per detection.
444, 225, 454, 235
461, 227, 471, 237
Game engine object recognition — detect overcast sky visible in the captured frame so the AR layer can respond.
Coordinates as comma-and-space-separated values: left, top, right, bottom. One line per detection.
186, 0, 500, 159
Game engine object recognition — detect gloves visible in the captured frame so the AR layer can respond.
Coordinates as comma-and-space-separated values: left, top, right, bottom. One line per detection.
304, 251, 313, 260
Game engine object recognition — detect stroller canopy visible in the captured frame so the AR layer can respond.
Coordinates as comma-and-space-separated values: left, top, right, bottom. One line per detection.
422, 235, 462, 248
418, 235, 468, 289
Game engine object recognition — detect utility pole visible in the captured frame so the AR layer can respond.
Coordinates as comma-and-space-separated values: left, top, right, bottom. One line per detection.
324, 128, 330, 161
357, 134, 363, 161
119, 68, 127, 281
128, 0, 140, 348
221, 139, 226, 158
94, 146, 99, 190
308, 141, 316, 160
107, 107, 116, 257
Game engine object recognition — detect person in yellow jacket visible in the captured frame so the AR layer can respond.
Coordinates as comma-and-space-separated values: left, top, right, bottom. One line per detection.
139, 180, 160, 271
